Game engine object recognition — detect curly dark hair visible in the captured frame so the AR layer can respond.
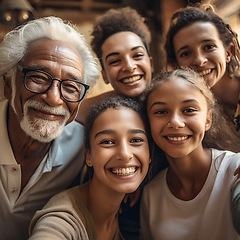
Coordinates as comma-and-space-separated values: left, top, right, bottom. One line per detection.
91, 7, 151, 67
165, 3, 240, 77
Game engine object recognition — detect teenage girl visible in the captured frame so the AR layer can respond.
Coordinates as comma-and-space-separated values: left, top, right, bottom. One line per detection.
140, 68, 240, 240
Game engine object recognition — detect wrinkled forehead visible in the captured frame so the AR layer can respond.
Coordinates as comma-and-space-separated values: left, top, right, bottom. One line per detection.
20, 38, 84, 77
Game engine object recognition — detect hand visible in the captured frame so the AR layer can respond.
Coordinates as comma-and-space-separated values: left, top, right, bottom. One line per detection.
234, 166, 240, 177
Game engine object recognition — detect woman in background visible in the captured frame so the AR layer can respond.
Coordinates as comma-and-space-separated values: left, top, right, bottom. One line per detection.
164, 4, 240, 146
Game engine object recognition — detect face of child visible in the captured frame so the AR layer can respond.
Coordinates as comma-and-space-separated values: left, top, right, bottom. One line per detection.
147, 78, 212, 159
173, 22, 232, 88
87, 107, 150, 194
101, 31, 153, 97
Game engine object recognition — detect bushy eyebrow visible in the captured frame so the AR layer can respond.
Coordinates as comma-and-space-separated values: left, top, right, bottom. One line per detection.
24, 64, 83, 81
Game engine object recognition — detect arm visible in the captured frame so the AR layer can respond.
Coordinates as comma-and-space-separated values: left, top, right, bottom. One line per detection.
231, 179, 240, 235
28, 191, 89, 240
29, 210, 87, 240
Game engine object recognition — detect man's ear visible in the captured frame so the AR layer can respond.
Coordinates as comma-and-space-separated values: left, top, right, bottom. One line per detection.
3, 75, 12, 100
205, 110, 212, 131
101, 69, 110, 84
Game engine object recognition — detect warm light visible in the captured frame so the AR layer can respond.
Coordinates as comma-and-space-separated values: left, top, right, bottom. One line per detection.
19, 10, 30, 21
3, 12, 12, 22
0, 0, 36, 26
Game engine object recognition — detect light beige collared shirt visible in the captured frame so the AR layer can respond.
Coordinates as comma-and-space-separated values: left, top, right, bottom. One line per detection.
0, 100, 86, 240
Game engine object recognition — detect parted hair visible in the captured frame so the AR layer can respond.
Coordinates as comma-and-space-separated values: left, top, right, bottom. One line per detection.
165, 3, 240, 77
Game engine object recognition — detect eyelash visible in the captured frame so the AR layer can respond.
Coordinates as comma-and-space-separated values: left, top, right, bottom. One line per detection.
154, 108, 197, 115
108, 52, 145, 65
99, 137, 144, 145
179, 44, 216, 58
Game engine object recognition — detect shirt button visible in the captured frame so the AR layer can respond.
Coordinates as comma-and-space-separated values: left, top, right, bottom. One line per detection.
12, 167, 18, 171
12, 188, 17, 193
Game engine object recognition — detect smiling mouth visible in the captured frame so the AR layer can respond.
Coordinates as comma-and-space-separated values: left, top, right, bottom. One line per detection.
110, 167, 138, 176
165, 136, 189, 141
198, 69, 212, 77
28, 108, 65, 121
121, 75, 142, 84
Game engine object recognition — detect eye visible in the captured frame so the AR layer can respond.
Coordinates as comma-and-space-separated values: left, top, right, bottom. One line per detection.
154, 109, 168, 115
27, 73, 50, 85
130, 137, 144, 144
203, 44, 216, 51
133, 52, 144, 59
179, 50, 190, 58
62, 81, 81, 93
99, 139, 115, 145
183, 107, 198, 114
108, 58, 121, 66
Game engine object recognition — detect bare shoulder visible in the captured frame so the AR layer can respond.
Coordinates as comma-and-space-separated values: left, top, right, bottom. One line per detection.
75, 91, 116, 125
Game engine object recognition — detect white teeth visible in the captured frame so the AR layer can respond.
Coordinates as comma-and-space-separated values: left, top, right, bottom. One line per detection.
111, 167, 137, 176
167, 136, 188, 141
198, 69, 211, 77
122, 75, 141, 83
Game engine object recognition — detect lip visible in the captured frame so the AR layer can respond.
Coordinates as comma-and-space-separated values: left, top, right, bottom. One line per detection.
108, 166, 139, 177
164, 134, 190, 144
28, 107, 64, 121
195, 68, 213, 78
120, 74, 143, 85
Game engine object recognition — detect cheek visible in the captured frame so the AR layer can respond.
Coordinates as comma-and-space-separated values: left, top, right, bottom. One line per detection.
66, 103, 80, 122
177, 58, 190, 67
150, 124, 162, 145
105, 66, 117, 78
191, 117, 208, 134
149, 117, 162, 131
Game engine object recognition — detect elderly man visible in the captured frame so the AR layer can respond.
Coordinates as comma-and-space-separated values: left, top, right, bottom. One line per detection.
0, 16, 99, 240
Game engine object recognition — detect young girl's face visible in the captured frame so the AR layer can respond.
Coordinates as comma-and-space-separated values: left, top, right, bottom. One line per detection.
147, 78, 212, 159
87, 107, 150, 194
173, 21, 231, 88
101, 31, 153, 97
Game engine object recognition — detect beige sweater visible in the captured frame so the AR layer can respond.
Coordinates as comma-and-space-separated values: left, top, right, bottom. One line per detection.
29, 186, 124, 240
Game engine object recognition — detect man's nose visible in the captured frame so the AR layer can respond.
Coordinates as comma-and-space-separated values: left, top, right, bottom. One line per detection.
41, 80, 64, 106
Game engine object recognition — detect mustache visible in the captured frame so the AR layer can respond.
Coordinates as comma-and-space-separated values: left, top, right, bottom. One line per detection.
24, 100, 70, 117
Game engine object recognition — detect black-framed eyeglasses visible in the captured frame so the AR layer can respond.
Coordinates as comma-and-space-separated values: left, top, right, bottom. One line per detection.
17, 65, 89, 102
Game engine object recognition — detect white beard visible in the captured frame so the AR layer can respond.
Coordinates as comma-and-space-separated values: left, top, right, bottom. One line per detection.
20, 100, 70, 143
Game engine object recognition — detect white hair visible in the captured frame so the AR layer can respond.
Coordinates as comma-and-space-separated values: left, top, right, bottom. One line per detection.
0, 16, 100, 101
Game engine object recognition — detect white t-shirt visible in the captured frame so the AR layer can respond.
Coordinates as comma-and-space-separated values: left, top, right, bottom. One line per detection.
140, 149, 240, 240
